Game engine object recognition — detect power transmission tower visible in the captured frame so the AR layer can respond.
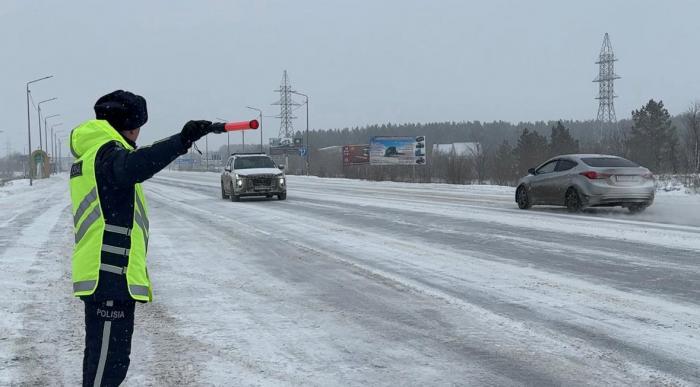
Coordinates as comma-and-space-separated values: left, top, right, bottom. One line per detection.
272, 70, 300, 139
593, 33, 620, 140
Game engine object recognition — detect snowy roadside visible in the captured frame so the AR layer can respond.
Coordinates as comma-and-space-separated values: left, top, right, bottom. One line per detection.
0, 178, 34, 198
0, 175, 83, 385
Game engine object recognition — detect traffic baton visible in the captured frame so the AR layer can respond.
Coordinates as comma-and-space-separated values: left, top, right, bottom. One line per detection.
210, 120, 260, 133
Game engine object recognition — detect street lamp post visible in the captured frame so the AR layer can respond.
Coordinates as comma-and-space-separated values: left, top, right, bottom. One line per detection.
291, 91, 309, 175
51, 123, 63, 158
246, 106, 263, 153
37, 97, 57, 153
44, 114, 60, 154
50, 123, 63, 174
26, 75, 53, 186
57, 135, 68, 173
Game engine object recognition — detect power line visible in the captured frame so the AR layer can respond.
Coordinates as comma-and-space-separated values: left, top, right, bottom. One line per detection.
29, 91, 37, 109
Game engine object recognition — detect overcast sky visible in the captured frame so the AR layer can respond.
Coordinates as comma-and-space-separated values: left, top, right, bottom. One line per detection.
1, 0, 699, 154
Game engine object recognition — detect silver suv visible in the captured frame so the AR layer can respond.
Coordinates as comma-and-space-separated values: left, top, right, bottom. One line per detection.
515, 154, 655, 213
221, 153, 287, 201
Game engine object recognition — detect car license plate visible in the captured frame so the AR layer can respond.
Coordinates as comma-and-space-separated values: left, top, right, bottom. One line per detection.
615, 175, 638, 182
254, 186, 271, 191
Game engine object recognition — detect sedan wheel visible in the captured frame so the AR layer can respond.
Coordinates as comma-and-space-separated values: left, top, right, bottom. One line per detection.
516, 185, 531, 209
565, 188, 583, 213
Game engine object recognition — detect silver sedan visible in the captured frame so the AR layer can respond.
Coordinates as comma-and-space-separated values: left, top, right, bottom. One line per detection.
515, 154, 655, 213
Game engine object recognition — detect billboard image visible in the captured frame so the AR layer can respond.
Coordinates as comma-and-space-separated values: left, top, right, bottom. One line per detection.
342, 144, 370, 166
269, 137, 304, 155
370, 136, 427, 165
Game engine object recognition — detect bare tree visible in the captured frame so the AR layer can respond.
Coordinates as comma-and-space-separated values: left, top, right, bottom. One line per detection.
683, 102, 700, 174
470, 142, 489, 184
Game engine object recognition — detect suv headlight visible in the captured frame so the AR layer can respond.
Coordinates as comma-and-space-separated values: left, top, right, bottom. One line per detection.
235, 174, 243, 187
278, 176, 285, 186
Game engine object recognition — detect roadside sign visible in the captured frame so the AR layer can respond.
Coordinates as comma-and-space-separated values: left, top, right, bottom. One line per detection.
270, 136, 304, 155
342, 144, 370, 166
370, 136, 427, 165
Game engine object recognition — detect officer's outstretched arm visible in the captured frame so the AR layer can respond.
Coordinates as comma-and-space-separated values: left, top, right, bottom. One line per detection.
98, 120, 217, 187
97, 134, 190, 187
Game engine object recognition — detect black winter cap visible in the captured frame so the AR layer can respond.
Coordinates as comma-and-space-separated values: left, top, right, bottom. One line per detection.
94, 90, 148, 132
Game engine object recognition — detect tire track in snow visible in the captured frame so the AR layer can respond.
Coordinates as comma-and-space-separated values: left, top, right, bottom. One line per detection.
152, 175, 700, 302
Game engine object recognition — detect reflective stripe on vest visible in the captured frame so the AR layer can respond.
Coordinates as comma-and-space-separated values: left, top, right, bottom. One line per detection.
100, 263, 127, 275
73, 280, 97, 292
75, 205, 102, 244
135, 196, 149, 231
73, 187, 98, 227
129, 284, 149, 297
104, 224, 131, 236
134, 209, 148, 252
101, 244, 130, 256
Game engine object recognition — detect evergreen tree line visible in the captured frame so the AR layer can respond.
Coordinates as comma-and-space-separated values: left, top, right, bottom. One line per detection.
1, 100, 697, 189
305, 99, 700, 187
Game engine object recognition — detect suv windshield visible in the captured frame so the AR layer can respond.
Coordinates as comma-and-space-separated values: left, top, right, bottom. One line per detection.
581, 157, 639, 168
234, 156, 277, 169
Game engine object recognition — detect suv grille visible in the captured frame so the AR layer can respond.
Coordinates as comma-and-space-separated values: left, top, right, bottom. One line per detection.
250, 175, 273, 188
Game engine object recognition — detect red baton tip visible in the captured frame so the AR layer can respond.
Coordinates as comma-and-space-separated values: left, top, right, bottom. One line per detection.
224, 119, 259, 131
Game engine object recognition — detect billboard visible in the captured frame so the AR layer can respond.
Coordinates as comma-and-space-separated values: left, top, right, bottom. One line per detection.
342, 144, 370, 166
269, 137, 304, 155
369, 136, 426, 165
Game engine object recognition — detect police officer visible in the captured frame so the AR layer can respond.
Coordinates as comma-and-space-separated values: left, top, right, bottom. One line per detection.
69, 90, 221, 386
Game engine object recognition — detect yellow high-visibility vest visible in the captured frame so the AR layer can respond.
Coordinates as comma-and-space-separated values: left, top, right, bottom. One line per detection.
69, 119, 151, 301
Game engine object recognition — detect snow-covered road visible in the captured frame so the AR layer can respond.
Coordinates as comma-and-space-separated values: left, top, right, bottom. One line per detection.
2, 172, 700, 386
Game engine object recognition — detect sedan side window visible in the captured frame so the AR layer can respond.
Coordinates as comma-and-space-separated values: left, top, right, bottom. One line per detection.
555, 159, 577, 172
536, 160, 558, 174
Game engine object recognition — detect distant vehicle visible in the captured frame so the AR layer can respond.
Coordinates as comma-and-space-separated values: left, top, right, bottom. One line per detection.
515, 154, 654, 213
221, 153, 287, 202
415, 142, 425, 149
415, 136, 425, 142
384, 146, 402, 157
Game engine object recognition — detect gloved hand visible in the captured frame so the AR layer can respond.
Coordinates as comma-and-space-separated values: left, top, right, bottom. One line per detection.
209, 123, 226, 133
180, 120, 213, 143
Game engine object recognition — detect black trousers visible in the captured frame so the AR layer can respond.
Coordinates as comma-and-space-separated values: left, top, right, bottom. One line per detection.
83, 299, 136, 387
